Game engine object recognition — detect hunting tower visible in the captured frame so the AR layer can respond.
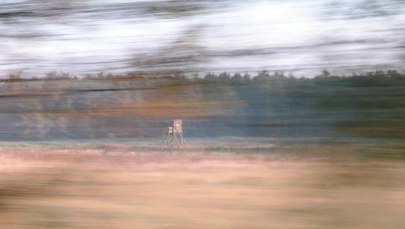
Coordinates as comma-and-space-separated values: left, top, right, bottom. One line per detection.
163, 119, 185, 148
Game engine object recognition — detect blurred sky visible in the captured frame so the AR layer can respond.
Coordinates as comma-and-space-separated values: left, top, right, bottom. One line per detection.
1, 0, 404, 77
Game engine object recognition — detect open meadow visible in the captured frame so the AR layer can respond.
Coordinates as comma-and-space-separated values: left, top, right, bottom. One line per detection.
1, 141, 405, 229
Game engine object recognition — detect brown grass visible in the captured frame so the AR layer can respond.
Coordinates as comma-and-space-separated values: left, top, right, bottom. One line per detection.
0, 144, 404, 229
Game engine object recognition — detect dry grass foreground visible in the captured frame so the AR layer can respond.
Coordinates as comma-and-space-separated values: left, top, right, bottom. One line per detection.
0, 143, 405, 229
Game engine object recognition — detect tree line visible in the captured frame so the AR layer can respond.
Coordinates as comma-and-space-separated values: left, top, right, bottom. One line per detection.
1, 70, 404, 141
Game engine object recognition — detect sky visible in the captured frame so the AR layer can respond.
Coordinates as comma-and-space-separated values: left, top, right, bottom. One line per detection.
0, 0, 404, 77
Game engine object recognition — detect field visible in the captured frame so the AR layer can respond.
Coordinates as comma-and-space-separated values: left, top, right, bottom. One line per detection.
1, 141, 405, 229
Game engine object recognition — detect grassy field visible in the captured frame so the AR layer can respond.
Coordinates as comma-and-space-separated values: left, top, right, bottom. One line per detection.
0, 142, 405, 229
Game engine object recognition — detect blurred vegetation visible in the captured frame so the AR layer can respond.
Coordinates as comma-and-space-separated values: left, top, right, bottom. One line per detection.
0, 70, 404, 141
1, 144, 405, 229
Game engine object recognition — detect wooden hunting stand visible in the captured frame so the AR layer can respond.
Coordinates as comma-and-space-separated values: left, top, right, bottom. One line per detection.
163, 119, 185, 148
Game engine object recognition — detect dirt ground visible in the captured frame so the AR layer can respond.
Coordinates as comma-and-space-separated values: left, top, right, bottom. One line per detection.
0, 143, 405, 229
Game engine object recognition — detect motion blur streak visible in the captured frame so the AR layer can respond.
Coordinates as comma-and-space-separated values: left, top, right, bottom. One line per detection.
1, 71, 405, 140
1, 144, 405, 229
1, 1, 405, 229
0, 0, 405, 75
